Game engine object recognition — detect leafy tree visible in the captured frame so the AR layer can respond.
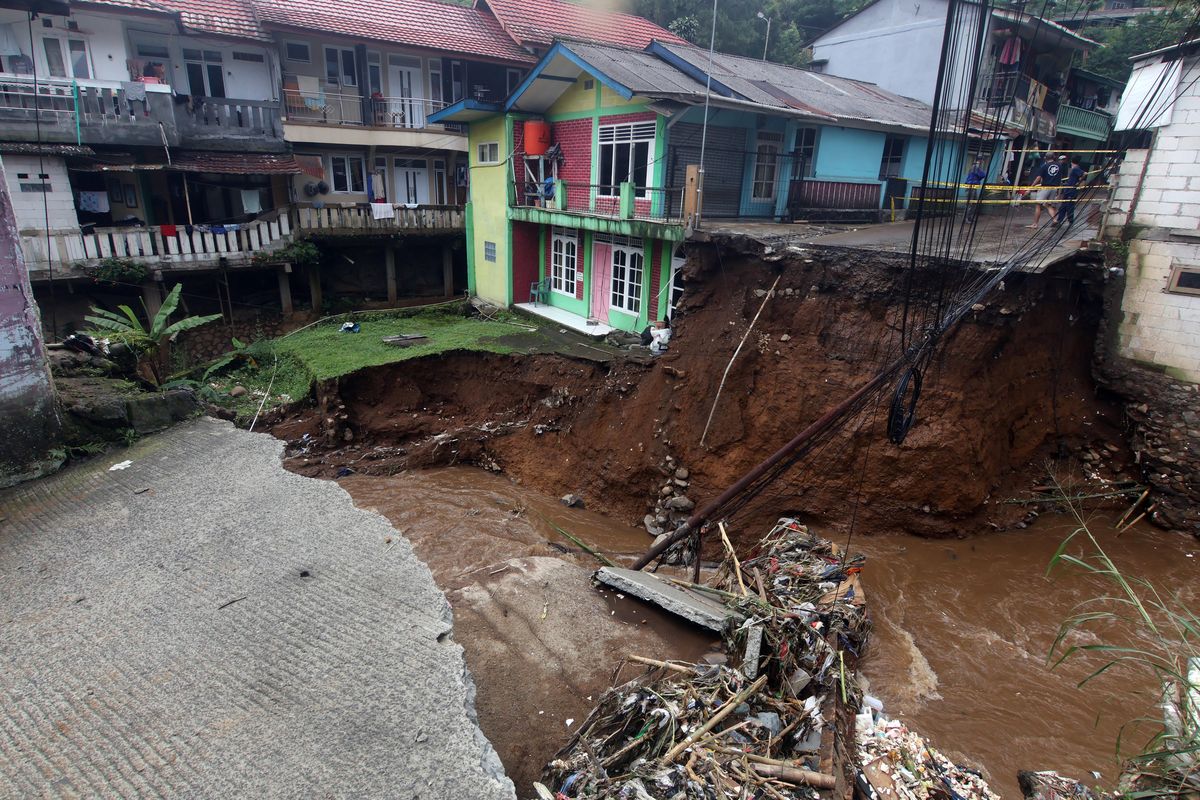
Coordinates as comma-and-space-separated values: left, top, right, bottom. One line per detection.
85, 283, 221, 385
633, 0, 873, 66
1081, 9, 1200, 83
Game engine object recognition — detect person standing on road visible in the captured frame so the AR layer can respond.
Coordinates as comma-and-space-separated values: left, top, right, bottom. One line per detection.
964, 160, 987, 223
1055, 156, 1085, 226
1027, 153, 1064, 228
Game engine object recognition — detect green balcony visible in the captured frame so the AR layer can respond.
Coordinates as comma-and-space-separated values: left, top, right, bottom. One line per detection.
1056, 103, 1113, 141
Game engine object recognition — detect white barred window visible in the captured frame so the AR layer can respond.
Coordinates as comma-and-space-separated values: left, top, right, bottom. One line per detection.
551, 226, 577, 296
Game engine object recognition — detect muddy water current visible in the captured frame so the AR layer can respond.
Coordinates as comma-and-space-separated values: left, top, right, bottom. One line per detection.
339, 467, 1198, 798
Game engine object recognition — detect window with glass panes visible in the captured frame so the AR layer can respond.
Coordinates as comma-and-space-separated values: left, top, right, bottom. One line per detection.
550, 227, 577, 296
752, 132, 783, 200
598, 122, 655, 197
792, 127, 817, 178
879, 135, 905, 179
600, 235, 644, 315
330, 155, 365, 193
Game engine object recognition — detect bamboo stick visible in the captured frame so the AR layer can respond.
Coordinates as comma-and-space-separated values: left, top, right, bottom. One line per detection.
718, 522, 748, 596
626, 654, 696, 674
661, 675, 767, 763
1116, 487, 1152, 527
749, 763, 837, 790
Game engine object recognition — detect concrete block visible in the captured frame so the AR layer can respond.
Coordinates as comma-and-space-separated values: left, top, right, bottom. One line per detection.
594, 567, 737, 632
1161, 190, 1196, 204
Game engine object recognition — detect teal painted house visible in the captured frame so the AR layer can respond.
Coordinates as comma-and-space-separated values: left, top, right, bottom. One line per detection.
433, 39, 948, 335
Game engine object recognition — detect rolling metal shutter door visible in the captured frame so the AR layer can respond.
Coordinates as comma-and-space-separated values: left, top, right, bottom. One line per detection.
667, 123, 746, 218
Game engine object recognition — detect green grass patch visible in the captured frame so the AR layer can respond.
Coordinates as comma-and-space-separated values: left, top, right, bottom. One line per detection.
274, 305, 524, 381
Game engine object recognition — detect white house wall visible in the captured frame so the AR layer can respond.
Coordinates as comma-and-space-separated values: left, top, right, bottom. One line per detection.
0, 155, 78, 234
1107, 53, 1200, 383
810, 0, 951, 104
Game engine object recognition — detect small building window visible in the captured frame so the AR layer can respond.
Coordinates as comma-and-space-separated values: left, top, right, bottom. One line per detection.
330, 155, 365, 193
1167, 264, 1200, 296
285, 42, 310, 62
484, 241, 497, 262
879, 135, 906, 179
324, 46, 356, 86
550, 226, 577, 296
232, 51, 264, 62
476, 142, 499, 164
506, 68, 523, 94
20, 182, 50, 192
752, 131, 783, 201
793, 127, 817, 178
598, 122, 656, 197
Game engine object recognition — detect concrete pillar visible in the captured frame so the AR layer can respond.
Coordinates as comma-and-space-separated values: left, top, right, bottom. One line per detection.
308, 264, 323, 313
0, 157, 62, 487
385, 246, 397, 304
442, 243, 454, 297
141, 280, 163, 320
277, 268, 294, 315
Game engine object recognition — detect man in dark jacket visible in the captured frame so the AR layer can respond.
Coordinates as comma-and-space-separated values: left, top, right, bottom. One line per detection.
1054, 157, 1086, 226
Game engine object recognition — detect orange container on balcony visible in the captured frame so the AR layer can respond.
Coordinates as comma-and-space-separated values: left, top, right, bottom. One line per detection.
524, 119, 551, 156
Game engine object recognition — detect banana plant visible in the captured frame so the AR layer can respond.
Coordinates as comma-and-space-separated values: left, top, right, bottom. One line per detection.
84, 283, 221, 385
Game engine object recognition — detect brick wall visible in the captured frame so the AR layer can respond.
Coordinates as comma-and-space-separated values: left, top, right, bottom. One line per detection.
552, 119, 593, 187
648, 241, 662, 322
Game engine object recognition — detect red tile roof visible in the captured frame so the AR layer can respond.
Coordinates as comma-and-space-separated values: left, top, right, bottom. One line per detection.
83, 0, 268, 40
478, 0, 686, 50
253, 0, 535, 62
171, 151, 303, 173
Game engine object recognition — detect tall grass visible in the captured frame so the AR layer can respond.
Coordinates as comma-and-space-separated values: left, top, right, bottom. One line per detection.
1046, 498, 1200, 797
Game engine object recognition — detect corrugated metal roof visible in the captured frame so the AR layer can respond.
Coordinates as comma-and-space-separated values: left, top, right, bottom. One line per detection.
562, 41, 712, 97
653, 42, 934, 131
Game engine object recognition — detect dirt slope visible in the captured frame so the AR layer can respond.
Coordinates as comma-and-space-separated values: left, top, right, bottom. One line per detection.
271, 245, 1128, 545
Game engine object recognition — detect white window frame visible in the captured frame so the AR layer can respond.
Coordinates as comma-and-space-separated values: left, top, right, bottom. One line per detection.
550, 226, 578, 297
599, 234, 644, 315
284, 41, 311, 63
476, 141, 499, 165
598, 122, 656, 198
42, 36, 91, 80
752, 131, 783, 201
367, 51, 383, 96
329, 154, 366, 193
793, 127, 818, 179
433, 159, 447, 205
324, 46, 357, 86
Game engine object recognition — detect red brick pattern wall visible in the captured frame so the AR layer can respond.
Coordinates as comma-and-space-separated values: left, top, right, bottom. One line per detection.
551, 119, 593, 187
511, 221, 540, 302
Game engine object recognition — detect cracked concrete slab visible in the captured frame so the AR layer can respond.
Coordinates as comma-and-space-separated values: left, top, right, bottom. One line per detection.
595, 567, 737, 632
0, 416, 515, 799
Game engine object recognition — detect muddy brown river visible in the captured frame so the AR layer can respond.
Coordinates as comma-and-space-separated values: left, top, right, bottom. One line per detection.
339, 467, 1198, 798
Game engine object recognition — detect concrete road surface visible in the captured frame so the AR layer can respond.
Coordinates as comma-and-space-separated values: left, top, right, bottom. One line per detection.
0, 417, 515, 799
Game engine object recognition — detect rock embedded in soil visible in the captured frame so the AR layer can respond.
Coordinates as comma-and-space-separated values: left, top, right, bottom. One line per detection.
560, 494, 583, 508
665, 495, 695, 512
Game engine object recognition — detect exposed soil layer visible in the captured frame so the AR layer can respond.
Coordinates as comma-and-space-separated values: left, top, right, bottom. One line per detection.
270, 244, 1134, 546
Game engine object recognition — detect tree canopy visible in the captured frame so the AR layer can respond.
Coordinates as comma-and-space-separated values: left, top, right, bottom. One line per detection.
1080, 9, 1200, 83
632, 0, 874, 66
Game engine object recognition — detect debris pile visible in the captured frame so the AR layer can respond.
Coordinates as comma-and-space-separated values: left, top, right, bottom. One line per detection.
537, 519, 872, 798
857, 706, 999, 800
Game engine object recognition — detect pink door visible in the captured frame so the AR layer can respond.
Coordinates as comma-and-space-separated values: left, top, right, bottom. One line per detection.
590, 241, 612, 322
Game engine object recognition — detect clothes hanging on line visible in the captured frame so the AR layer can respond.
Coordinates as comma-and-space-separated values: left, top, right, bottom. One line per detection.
370, 202, 396, 220
240, 189, 263, 215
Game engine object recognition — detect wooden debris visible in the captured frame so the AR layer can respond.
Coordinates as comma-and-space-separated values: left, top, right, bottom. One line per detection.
381, 333, 429, 347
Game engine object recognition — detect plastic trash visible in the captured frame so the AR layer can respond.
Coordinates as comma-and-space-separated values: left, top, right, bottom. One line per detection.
339, 321, 360, 333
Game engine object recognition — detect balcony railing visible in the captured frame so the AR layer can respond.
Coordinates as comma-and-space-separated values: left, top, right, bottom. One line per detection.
1056, 103, 1112, 141
21, 204, 465, 276
282, 77, 451, 130
513, 179, 684, 224
177, 96, 283, 143
0, 74, 284, 148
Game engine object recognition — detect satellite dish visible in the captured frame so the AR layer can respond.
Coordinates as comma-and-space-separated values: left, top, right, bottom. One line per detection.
303, 182, 319, 197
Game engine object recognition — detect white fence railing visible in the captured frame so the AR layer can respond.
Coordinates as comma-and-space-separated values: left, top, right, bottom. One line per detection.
22, 204, 465, 274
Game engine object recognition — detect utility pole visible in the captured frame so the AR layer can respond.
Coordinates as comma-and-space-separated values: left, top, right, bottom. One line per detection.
757, 11, 771, 61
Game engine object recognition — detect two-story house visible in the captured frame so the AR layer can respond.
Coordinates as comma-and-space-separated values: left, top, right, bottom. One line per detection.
809, 0, 1100, 178
432, 39, 942, 336
6, 0, 684, 339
